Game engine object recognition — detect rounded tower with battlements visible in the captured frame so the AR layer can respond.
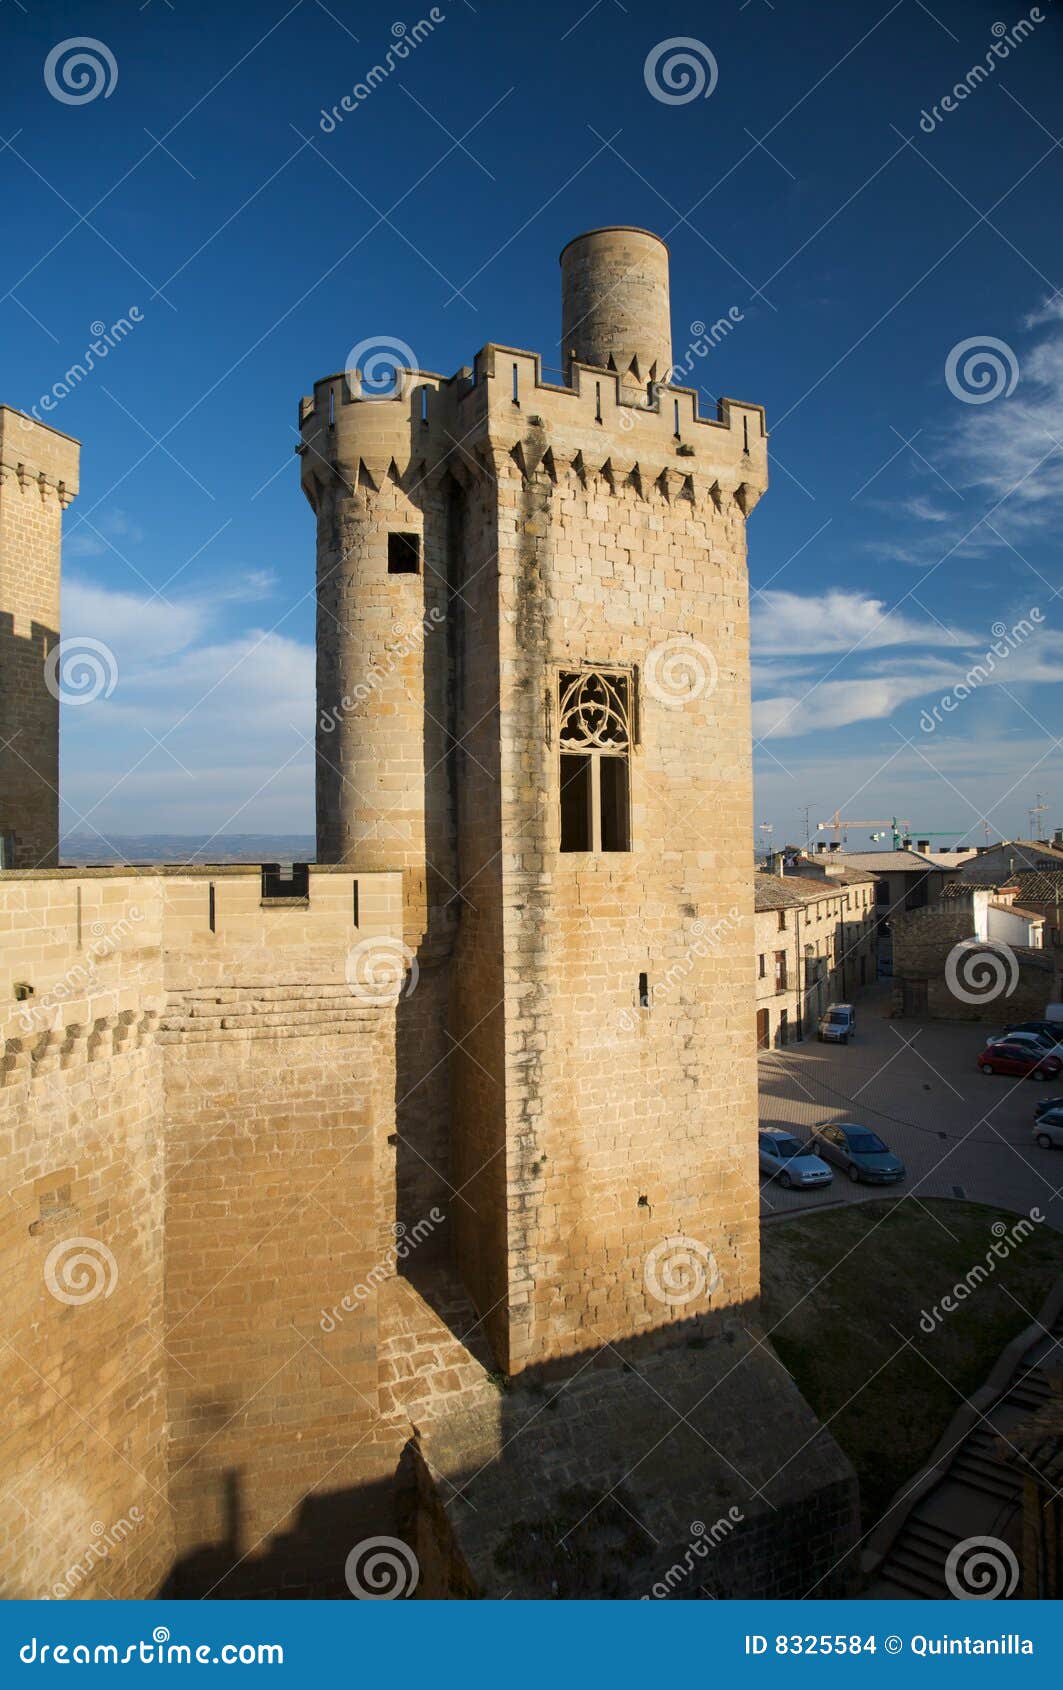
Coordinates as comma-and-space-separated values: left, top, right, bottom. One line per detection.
298, 369, 453, 929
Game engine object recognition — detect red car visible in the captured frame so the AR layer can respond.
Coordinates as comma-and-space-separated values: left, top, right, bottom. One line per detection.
978, 1040, 1063, 1081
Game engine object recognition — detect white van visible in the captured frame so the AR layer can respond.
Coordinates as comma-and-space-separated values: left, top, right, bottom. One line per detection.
818, 1004, 855, 1044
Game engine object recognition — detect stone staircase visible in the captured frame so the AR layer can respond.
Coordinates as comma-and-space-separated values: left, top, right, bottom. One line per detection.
871, 1315, 1061, 1598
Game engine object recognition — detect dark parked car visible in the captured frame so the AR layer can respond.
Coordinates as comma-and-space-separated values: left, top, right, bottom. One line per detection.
810, 1121, 906, 1184
1006, 1020, 1063, 1043
1035, 1096, 1063, 1119
978, 1041, 1063, 1081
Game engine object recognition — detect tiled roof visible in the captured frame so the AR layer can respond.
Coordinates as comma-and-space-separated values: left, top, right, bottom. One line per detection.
948, 868, 1063, 901
1009, 870, 1063, 903
974, 839, 1063, 866
753, 874, 804, 912
782, 876, 871, 903
818, 849, 937, 871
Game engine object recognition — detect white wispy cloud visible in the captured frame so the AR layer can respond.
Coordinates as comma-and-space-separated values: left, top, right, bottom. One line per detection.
946, 297, 1063, 540
752, 588, 973, 657
58, 575, 314, 836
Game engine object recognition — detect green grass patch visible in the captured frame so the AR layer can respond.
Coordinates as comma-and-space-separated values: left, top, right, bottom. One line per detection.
760, 1199, 1063, 1529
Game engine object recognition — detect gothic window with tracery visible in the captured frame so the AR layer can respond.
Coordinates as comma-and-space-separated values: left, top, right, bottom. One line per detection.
558, 670, 632, 853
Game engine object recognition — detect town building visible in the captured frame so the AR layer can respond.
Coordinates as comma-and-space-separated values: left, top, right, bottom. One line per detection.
754, 862, 876, 1049
890, 884, 1061, 1020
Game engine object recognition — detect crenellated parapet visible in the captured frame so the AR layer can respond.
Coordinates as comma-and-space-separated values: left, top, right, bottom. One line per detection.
297, 368, 460, 514
0, 405, 80, 511
297, 349, 766, 520
458, 345, 767, 514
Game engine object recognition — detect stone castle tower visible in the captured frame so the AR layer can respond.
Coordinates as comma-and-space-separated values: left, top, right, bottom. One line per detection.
300, 227, 769, 1375
0, 230, 855, 1603
0, 407, 79, 868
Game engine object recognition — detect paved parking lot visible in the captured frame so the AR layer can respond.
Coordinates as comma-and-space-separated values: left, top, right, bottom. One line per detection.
758, 985, 1063, 1229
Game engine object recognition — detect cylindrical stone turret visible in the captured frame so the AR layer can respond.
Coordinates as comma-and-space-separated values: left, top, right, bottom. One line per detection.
560, 226, 672, 391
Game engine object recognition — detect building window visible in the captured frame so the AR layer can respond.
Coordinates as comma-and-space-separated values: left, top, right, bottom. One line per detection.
558, 669, 632, 853
387, 531, 420, 574
774, 950, 787, 991
777, 908, 787, 931
758, 952, 766, 979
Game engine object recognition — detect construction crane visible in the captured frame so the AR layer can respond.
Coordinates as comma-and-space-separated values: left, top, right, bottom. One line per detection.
817, 813, 911, 850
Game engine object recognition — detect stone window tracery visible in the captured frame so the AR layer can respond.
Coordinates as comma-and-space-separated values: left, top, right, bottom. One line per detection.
558, 669, 632, 853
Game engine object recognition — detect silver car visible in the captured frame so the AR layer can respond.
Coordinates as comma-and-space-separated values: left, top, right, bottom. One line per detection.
991, 1029, 1063, 1059
758, 1130, 833, 1190
1034, 1108, 1063, 1151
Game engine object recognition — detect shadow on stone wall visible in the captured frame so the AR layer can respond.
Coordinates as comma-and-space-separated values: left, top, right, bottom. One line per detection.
0, 611, 59, 867
158, 1300, 860, 1602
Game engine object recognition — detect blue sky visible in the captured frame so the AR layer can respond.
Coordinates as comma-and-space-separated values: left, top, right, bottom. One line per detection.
3, 0, 1062, 852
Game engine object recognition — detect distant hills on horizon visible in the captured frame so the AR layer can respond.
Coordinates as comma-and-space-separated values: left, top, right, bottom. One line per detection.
60, 834, 316, 866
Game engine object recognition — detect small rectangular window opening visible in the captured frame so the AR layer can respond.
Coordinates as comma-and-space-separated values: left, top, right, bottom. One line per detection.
595, 382, 602, 423
560, 754, 592, 852
420, 386, 428, 424
599, 754, 629, 851
328, 387, 335, 427
261, 862, 310, 900
638, 972, 650, 1009
387, 532, 420, 574
673, 399, 681, 437
208, 881, 216, 934
352, 879, 360, 927
512, 362, 519, 404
